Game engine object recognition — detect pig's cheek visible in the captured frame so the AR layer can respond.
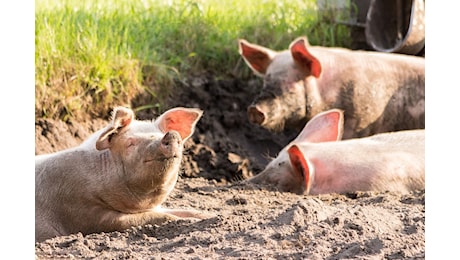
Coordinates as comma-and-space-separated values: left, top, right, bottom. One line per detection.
110, 142, 136, 162
285, 95, 307, 125
277, 175, 300, 194
264, 168, 283, 186
124, 144, 137, 157
275, 172, 290, 189
122, 143, 144, 165
287, 85, 306, 112
270, 164, 294, 190
262, 103, 276, 121
263, 100, 284, 125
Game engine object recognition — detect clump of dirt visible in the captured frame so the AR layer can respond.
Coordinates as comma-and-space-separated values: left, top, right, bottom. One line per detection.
35, 75, 425, 259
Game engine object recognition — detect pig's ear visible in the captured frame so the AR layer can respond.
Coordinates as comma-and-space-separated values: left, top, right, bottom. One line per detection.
96, 107, 134, 150
287, 145, 313, 195
155, 107, 203, 141
289, 36, 322, 78
294, 109, 344, 143
238, 39, 277, 77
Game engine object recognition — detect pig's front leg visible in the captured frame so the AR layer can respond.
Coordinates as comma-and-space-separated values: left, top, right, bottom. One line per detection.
105, 208, 213, 231
158, 207, 216, 219
110, 211, 179, 230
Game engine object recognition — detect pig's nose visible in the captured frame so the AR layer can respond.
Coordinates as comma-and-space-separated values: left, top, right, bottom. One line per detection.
247, 105, 266, 125
160, 131, 182, 158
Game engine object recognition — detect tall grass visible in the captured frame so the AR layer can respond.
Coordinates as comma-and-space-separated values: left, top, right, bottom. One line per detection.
35, 0, 353, 121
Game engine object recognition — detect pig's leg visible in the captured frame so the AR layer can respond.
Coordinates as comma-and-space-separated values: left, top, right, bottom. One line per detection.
89, 211, 177, 232
158, 208, 216, 219
104, 209, 212, 231
36, 218, 62, 242
101, 211, 180, 231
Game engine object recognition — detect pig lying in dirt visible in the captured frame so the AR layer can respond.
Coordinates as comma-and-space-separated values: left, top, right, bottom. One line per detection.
238, 36, 425, 139
247, 109, 425, 195
35, 106, 211, 242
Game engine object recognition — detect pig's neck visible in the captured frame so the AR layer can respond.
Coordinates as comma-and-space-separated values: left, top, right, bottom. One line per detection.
302, 50, 354, 122
303, 76, 326, 121
94, 150, 178, 213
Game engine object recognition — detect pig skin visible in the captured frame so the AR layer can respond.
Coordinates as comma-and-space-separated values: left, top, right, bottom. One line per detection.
239, 36, 425, 139
35, 106, 213, 242
247, 109, 424, 195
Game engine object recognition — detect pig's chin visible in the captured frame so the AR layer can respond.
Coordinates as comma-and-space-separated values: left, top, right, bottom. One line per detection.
278, 182, 305, 195
143, 154, 182, 164
265, 176, 305, 195
275, 172, 307, 195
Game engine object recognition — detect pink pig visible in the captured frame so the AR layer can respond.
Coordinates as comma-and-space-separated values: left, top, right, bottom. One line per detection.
239, 36, 425, 139
247, 109, 425, 195
35, 106, 212, 242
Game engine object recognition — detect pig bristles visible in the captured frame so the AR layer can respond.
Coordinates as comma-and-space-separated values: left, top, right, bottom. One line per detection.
262, 151, 275, 161
231, 175, 245, 182
111, 106, 133, 120
110, 107, 120, 121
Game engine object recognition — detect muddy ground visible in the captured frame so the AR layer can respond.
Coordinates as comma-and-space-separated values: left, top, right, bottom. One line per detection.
35, 75, 425, 259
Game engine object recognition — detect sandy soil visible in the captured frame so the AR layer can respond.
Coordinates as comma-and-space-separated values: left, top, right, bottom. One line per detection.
35, 75, 425, 259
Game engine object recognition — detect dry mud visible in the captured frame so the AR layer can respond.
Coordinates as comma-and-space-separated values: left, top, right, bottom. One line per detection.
35, 76, 425, 259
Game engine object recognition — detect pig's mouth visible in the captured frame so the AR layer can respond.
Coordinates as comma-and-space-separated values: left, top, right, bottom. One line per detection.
143, 154, 181, 163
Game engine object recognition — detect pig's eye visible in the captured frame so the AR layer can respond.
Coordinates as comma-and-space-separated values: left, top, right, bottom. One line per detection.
126, 138, 136, 148
278, 162, 285, 167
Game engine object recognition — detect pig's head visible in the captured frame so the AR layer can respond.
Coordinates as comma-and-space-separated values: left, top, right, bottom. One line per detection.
94, 106, 203, 209
238, 36, 322, 132
247, 109, 343, 195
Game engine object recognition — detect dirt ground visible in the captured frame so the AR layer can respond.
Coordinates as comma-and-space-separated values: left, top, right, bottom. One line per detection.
35, 75, 425, 259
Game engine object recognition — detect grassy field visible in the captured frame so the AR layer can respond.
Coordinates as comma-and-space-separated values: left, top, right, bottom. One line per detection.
35, 0, 353, 121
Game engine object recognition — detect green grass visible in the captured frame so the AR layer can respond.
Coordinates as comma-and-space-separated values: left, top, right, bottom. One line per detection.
35, 0, 353, 121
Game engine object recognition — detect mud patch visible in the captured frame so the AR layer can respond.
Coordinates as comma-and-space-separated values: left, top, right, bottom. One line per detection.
35, 75, 424, 259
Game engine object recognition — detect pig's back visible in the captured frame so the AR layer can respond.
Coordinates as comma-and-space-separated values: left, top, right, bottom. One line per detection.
301, 129, 425, 167
312, 46, 424, 65
305, 129, 425, 194
367, 130, 425, 154
311, 129, 424, 152
310, 46, 424, 83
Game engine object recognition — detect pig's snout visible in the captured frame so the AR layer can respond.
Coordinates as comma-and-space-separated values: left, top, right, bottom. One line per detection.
160, 131, 182, 158
247, 105, 266, 125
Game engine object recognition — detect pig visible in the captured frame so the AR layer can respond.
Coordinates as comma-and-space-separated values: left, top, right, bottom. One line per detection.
35, 106, 212, 242
246, 109, 424, 195
238, 36, 425, 139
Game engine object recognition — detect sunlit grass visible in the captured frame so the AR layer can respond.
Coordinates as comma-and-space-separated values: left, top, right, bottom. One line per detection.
35, 0, 352, 121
